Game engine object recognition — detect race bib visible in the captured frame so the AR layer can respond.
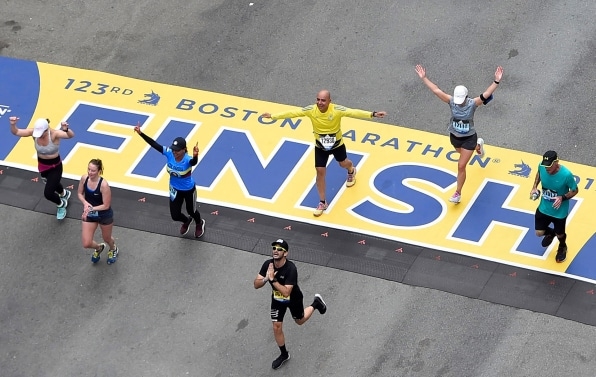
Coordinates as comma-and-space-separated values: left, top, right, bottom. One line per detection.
87, 210, 99, 218
272, 290, 290, 302
452, 120, 470, 134
169, 185, 177, 201
318, 134, 336, 150
542, 189, 557, 202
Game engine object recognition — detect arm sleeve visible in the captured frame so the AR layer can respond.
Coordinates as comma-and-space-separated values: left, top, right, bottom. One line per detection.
338, 105, 374, 119
189, 155, 198, 166
139, 132, 164, 153
271, 106, 311, 120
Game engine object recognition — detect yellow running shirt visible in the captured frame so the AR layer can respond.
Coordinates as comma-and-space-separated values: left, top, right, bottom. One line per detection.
271, 104, 373, 150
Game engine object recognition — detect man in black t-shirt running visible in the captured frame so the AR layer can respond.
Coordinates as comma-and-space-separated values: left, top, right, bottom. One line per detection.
254, 239, 327, 370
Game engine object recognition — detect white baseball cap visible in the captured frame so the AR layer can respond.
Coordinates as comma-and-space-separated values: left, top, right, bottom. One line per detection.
453, 85, 468, 105
32, 118, 49, 137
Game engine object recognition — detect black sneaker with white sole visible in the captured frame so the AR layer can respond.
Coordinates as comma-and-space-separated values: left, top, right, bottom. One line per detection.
272, 353, 290, 370
313, 294, 327, 314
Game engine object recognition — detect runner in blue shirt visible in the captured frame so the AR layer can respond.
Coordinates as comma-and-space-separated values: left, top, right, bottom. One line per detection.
530, 151, 578, 263
134, 125, 205, 238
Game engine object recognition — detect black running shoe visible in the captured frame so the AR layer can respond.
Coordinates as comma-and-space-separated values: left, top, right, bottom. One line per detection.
555, 246, 567, 263
541, 234, 555, 247
313, 294, 327, 314
272, 353, 290, 370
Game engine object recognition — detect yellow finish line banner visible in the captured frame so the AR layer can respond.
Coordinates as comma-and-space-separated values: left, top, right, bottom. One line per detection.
1, 56, 595, 282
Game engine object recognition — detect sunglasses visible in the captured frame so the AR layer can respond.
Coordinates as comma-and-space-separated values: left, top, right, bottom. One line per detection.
272, 246, 286, 252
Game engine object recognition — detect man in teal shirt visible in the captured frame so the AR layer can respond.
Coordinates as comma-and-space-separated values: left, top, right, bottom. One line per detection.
530, 151, 578, 263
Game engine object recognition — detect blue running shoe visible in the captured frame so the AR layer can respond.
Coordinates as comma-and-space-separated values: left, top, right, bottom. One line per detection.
56, 199, 67, 220
91, 243, 106, 264
107, 246, 119, 265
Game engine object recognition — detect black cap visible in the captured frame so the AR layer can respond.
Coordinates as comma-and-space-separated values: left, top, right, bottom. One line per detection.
541, 150, 558, 167
271, 239, 289, 251
170, 137, 187, 151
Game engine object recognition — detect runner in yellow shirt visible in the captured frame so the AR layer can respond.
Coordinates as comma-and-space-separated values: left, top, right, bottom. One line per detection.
262, 89, 386, 216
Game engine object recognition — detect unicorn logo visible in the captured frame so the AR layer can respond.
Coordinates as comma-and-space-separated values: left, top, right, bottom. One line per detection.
138, 91, 160, 106
509, 160, 531, 178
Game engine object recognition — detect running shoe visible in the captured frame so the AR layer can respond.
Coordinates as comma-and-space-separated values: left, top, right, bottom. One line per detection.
180, 217, 193, 235
555, 245, 567, 263
449, 192, 461, 204
107, 246, 119, 265
91, 243, 106, 264
313, 201, 328, 217
56, 199, 67, 220
60, 189, 71, 207
195, 218, 206, 238
272, 353, 290, 370
477, 138, 485, 158
346, 168, 357, 187
313, 294, 327, 314
541, 233, 555, 247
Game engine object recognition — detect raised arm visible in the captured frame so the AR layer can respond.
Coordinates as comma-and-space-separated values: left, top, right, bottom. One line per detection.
54, 121, 75, 140
9, 116, 33, 137
415, 65, 451, 103
473, 66, 504, 106
134, 124, 163, 153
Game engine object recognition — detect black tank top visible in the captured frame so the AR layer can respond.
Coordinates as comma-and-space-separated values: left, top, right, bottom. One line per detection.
84, 177, 104, 207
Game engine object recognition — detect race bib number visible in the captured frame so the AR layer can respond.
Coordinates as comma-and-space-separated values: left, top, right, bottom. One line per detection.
169, 185, 177, 201
542, 189, 557, 202
452, 120, 470, 134
318, 134, 336, 150
273, 290, 290, 302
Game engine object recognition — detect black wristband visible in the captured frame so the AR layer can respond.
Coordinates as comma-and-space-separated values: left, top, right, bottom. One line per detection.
62, 128, 69, 133
561, 195, 568, 201
372, 111, 377, 118
494, 80, 500, 84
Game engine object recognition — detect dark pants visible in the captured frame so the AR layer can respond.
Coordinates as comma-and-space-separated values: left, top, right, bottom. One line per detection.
39, 158, 64, 206
169, 187, 202, 224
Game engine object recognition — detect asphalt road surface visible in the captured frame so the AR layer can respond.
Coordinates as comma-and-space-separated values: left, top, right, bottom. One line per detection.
2, 1, 596, 376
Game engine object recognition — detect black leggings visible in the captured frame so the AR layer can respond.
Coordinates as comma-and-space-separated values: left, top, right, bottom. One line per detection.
39, 157, 64, 206
169, 187, 202, 224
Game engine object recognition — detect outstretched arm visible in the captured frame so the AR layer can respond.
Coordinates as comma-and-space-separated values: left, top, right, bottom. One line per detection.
415, 65, 451, 103
134, 124, 163, 152
474, 66, 504, 106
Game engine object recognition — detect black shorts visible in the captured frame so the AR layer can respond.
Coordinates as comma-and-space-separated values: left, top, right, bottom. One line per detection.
270, 292, 304, 322
535, 208, 567, 235
450, 133, 478, 151
84, 208, 114, 225
314, 144, 348, 167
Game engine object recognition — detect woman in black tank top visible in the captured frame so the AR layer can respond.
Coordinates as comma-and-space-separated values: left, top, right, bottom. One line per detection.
77, 159, 119, 265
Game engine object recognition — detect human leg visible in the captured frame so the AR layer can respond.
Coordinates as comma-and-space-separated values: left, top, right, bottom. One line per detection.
334, 145, 356, 187
270, 300, 291, 369
535, 209, 556, 246
293, 293, 326, 325
170, 193, 192, 234
553, 217, 568, 263
40, 165, 63, 205
82, 220, 105, 263
182, 188, 205, 238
